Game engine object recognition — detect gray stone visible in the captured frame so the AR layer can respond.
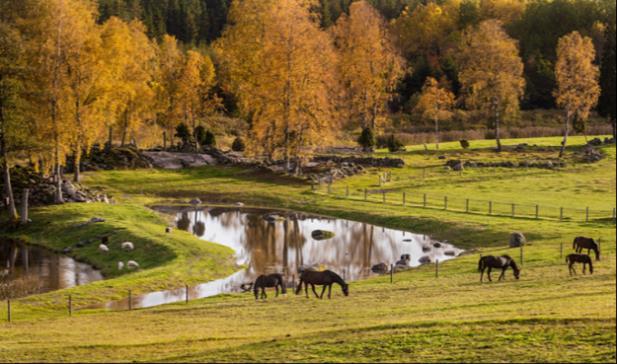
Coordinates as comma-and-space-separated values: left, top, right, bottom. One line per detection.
509, 232, 526, 248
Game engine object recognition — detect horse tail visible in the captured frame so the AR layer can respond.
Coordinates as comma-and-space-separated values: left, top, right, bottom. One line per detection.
588, 258, 594, 274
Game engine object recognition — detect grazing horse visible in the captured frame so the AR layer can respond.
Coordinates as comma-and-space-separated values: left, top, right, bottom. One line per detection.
572, 237, 600, 261
566, 254, 594, 275
253, 273, 286, 300
478, 255, 520, 282
295, 270, 349, 299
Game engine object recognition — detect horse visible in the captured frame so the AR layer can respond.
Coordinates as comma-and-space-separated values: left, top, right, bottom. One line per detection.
253, 273, 286, 300
572, 237, 600, 261
566, 253, 594, 275
295, 270, 349, 299
478, 255, 520, 282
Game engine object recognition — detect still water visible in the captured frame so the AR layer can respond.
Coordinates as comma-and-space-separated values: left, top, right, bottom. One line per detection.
0, 240, 103, 298
105, 206, 462, 310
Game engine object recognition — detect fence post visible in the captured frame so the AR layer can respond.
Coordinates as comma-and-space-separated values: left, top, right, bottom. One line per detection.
382, 190, 386, 203
511, 204, 516, 218
346, 185, 349, 197
520, 245, 524, 266
535, 205, 539, 219
466, 199, 470, 213
560, 242, 563, 258
7, 299, 10, 323
444, 196, 448, 210
585, 207, 589, 223
390, 264, 394, 284
560, 207, 564, 221
68, 295, 72, 316
423, 193, 427, 208
402, 192, 406, 206
327, 182, 332, 194
489, 201, 493, 215
128, 290, 132, 311
185, 284, 189, 304
435, 259, 439, 278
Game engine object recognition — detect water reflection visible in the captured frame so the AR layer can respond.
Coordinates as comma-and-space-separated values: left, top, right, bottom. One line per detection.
105, 206, 462, 310
0, 239, 103, 299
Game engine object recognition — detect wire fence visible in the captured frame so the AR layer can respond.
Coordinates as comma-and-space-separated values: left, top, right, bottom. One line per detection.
315, 183, 616, 224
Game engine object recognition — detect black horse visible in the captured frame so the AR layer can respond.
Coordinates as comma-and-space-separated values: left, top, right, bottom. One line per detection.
253, 273, 286, 300
478, 255, 520, 282
566, 253, 594, 275
295, 270, 349, 299
572, 237, 600, 261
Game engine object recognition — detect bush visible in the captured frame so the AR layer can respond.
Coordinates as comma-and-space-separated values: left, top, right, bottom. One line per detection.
203, 130, 216, 147
194, 125, 206, 145
175, 123, 191, 145
376, 134, 389, 149
231, 137, 246, 152
357, 127, 375, 152
460, 139, 470, 149
387, 134, 405, 152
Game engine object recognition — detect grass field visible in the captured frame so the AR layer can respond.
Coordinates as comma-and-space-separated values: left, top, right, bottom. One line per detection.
0, 136, 615, 362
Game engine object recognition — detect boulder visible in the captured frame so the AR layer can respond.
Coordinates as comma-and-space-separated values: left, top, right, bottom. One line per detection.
444, 250, 456, 256
509, 232, 526, 248
460, 140, 470, 149
371, 263, 389, 274
587, 137, 603, 146
418, 256, 431, 264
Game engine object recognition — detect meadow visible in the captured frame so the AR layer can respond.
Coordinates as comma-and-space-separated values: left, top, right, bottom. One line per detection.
0, 136, 615, 362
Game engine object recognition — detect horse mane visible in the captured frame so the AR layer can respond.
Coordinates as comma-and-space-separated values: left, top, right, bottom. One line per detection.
326, 270, 347, 286
504, 255, 520, 272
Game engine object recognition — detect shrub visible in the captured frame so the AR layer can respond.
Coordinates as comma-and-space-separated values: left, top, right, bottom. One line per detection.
387, 134, 405, 152
194, 125, 206, 145
357, 127, 375, 152
460, 139, 470, 149
231, 137, 246, 152
203, 130, 216, 147
175, 123, 191, 145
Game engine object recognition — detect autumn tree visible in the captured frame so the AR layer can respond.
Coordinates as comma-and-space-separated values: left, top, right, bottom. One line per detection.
414, 77, 454, 150
554, 31, 600, 157
457, 20, 525, 152
216, 0, 337, 170
332, 0, 404, 136
598, 17, 616, 139
156, 34, 184, 148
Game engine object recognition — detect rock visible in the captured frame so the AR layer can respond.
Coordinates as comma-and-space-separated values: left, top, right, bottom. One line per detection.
98, 244, 109, 252
117, 261, 125, 270
127, 260, 140, 269
395, 254, 411, 267
432, 242, 442, 248
121, 242, 134, 251
165, 226, 173, 233
444, 250, 456, 256
604, 137, 615, 144
587, 137, 603, 146
62, 247, 72, 254
460, 140, 470, 149
418, 256, 431, 264
438, 155, 446, 160
509, 232, 526, 248
235, 202, 245, 207
189, 198, 202, 205
90, 217, 105, 223
371, 263, 389, 274
311, 230, 335, 240
142, 151, 216, 169
421, 245, 431, 253
580, 145, 603, 163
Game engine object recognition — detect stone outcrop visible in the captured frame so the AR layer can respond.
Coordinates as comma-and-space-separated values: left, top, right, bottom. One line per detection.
142, 151, 216, 169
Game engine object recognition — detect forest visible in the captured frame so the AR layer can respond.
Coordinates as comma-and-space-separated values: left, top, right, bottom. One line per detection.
0, 0, 616, 213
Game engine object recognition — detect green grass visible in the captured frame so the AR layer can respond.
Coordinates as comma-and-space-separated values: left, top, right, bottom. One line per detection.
0, 135, 615, 362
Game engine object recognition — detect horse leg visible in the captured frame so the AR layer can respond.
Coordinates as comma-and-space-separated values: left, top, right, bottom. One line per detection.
254, 288, 258, 300
311, 284, 320, 298
487, 267, 492, 282
304, 282, 309, 298
319, 285, 326, 299
480, 268, 484, 283
275, 285, 279, 297
328, 284, 332, 299
582, 263, 586, 275
261, 287, 267, 299
499, 268, 506, 281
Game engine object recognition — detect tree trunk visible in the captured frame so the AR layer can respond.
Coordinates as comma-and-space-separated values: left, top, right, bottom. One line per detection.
495, 108, 502, 152
20, 188, 28, 225
559, 112, 571, 158
106, 125, 113, 151
434, 116, 440, 150
163, 131, 167, 150
73, 145, 81, 183
120, 111, 128, 146
2, 157, 18, 221
51, 98, 64, 204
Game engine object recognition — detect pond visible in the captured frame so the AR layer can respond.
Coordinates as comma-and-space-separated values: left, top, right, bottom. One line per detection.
0, 239, 103, 299
105, 206, 463, 310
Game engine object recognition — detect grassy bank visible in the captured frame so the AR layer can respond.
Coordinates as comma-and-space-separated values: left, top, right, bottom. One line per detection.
0, 136, 615, 362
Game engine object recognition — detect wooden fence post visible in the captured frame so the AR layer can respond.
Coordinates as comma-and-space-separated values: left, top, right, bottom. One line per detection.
7, 299, 10, 323
560, 207, 564, 221
585, 207, 589, 223
489, 201, 493, 215
444, 196, 448, 210
364, 188, 368, 201
390, 264, 394, 283
423, 193, 427, 208
68, 295, 72, 316
128, 290, 132, 311
185, 284, 189, 304
402, 192, 406, 206
435, 259, 439, 278
466, 199, 470, 213
382, 190, 386, 203
511, 204, 516, 218
535, 205, 539, 219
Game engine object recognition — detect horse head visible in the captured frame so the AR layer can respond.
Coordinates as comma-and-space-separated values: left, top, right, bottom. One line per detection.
341, 283, 349, 296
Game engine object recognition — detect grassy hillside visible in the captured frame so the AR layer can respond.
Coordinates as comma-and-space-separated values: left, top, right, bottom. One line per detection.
0, 136, 615, 362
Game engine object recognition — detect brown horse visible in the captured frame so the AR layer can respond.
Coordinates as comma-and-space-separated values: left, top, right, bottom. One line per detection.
572, 237, 600, 261
478, 255, 520, 282
253, 273, 286, 300
566, 254, 594, 275
295, 270, 348, 299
